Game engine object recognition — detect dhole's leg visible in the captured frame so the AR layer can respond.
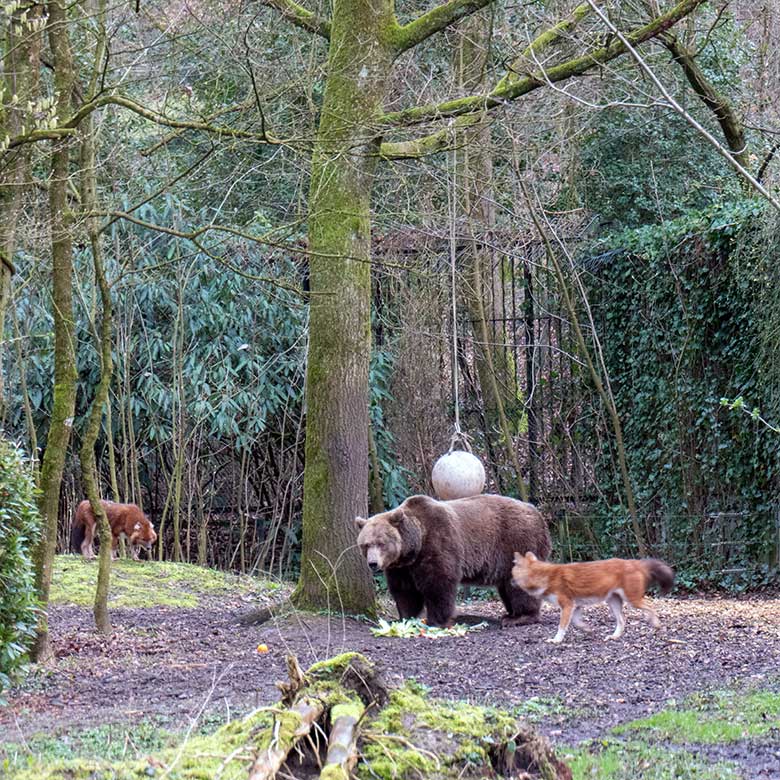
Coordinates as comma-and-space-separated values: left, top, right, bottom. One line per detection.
630, 595, 660, 628
642, 605, 660, 628
571, 606, 587, 629
606, 593, 626, 640
110, 535, 120, 561
81, 523, 96, 560
385, 569, 424, 619
549, 598, 575, 644
499, 580, 541, 627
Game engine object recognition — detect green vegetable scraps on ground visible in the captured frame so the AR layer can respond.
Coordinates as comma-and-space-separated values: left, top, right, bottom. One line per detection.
370, 618, 489, 638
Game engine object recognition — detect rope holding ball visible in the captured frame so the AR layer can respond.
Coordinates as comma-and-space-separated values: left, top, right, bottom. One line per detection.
431, 153, 486, 502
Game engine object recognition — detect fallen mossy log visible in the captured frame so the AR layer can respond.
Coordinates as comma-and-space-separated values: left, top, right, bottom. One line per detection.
320, 700, 366, 779
9, 652, 570, 780
247, 698, 325, 780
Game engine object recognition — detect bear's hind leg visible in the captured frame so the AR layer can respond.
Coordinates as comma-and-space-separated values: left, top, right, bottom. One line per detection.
499, 581, 541, 627
385, 569, 424, 620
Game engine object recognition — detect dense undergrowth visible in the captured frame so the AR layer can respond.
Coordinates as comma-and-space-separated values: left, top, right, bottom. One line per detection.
0, 439, 40, 697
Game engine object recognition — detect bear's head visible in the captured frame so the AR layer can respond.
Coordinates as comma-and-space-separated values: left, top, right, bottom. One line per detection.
355, 509, 407, 572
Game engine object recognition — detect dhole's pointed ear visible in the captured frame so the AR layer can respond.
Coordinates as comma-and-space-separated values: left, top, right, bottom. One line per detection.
355, 516, 369, 529
513, 551, 524, 565
525, 551, 538, 561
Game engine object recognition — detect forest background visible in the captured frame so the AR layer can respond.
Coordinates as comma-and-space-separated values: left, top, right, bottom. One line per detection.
2, 0, 780, 657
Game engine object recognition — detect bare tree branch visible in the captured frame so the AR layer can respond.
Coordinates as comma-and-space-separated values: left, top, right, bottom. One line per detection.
262, 0, 331, 39
391, 0, 494, 54
381, 2, 591, 158
661, 32, 749, 169
5, 94, 283, 153
380, 0, 706, 130
585, 0, 780, 211
380, 113, 486, 160
494, 3, 591, 90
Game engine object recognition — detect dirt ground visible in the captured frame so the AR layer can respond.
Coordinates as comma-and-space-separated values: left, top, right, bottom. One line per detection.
2, 593, 779, 776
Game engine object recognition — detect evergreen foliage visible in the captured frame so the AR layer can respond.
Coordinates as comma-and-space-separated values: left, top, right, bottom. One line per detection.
0, 439, 40, 695
585, 200, 780, 587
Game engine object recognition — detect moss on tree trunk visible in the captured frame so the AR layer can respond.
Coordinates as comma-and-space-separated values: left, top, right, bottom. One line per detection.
293, 0, 396, 615
0, 4, 43, 418
78, 113, 114, 634
32, 0, 79, 662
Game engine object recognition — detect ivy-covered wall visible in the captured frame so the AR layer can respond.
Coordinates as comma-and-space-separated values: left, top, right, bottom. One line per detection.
586, 200, 780, 588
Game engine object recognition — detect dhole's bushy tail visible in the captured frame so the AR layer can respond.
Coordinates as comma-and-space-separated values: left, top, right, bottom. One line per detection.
70, 502, 87, 554
642, 558, 675, 594
70, 519, 85, 554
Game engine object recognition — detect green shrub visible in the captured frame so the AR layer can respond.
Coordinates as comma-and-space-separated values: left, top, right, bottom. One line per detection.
0, 438, 41, 695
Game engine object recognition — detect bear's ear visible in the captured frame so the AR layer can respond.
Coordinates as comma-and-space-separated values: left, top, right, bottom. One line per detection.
387, 509, 406, 528
525, 551, 538, 562
355, 516, 369, 529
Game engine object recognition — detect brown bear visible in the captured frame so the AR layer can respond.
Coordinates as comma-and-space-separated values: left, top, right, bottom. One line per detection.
355, 494, 551, 627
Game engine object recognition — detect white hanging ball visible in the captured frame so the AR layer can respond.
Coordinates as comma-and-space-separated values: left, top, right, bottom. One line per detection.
431, 450, 486, 500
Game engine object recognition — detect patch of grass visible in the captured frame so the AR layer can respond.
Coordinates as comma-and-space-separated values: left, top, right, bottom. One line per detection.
613, 690, 780, 743
0, 721, 177, 775
564, 739, 740, 779
3, 708, 274, 780
51, 554, 285, 608
512, 695, 571, 724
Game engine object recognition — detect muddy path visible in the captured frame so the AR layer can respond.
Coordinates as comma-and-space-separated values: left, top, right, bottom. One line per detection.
2, 595, 779, 775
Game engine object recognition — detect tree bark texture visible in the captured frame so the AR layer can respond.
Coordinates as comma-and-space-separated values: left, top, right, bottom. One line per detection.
293, 0, 398, 614
0, 4, 43, 418
662, 33, 749, 171
78, 113, 114, 634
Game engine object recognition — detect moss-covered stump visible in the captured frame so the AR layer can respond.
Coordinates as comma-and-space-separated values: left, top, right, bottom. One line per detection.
357, 680, 570, 780
8, 653, 570, 780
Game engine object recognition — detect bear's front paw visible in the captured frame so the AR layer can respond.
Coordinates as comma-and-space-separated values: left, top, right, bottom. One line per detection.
501, 614, 539, 628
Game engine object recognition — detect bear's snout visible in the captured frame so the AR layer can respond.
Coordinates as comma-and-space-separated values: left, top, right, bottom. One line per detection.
365, 547, 384, 571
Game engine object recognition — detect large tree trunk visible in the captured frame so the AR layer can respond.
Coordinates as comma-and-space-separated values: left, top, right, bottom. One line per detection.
32, 0, 79, 662
0, 5, 43, 418
293, 0, 396, 614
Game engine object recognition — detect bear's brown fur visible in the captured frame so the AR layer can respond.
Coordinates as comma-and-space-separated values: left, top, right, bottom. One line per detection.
355, 494, 551, 627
